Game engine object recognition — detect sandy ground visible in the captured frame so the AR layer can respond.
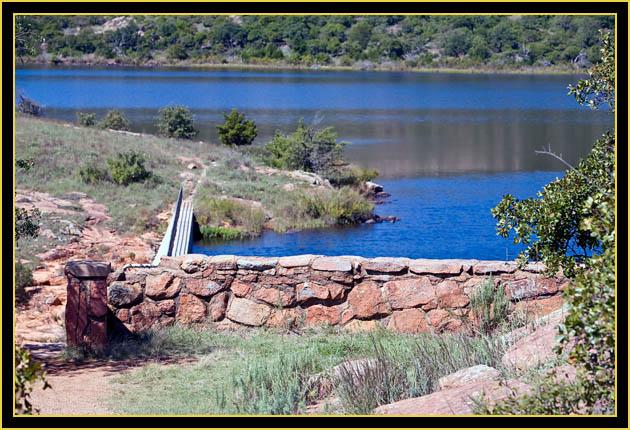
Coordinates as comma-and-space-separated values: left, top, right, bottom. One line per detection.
25, 342, 194, 416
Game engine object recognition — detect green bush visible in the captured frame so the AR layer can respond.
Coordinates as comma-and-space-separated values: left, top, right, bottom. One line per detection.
15, 208, 40, 245
78, 164, 108, 184
106, 150, 152, 185
156, 105, 198, 139
15, 262, 33, 302
484, 31, 616, 416
76, 112, 96, 127
266, 119, 347, 174
98, 109, 131, 131
15, 345, 50, 414
16, 94, 42, 117
216, 109, 258, 147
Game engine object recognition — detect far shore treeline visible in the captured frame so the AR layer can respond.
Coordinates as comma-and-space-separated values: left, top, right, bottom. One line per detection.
15, 15, 613, 72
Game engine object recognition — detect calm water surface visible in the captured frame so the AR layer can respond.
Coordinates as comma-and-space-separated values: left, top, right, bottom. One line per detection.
16, 66, 613, 259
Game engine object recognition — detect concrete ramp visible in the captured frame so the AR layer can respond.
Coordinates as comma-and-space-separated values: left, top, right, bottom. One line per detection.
152, 187, 193, 265
171, 200, 193, 257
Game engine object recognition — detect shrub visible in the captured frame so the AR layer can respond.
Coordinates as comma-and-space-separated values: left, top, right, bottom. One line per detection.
156, 105, 198, 139
15, 262, 33, 303
15, 345, 50, 414
98, 109, 131, 131
216, 109, 258, 147
16, 94, 42, 116
76, 112, 96, 127
106, 150, 151, 185
483, 32, 616, 416
78, 164, 108, 184
15, 208, 40, 245
266, 119, 347, 174
468, 276, 511, 335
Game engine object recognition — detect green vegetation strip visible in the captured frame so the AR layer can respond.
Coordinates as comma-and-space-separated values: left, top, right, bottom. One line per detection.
99, 323, 544, 415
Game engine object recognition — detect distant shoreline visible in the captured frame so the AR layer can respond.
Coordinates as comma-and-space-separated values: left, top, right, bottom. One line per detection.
16, 57, 586, 76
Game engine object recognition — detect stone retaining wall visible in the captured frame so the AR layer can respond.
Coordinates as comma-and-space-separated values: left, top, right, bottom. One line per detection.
106, 255, 568, 334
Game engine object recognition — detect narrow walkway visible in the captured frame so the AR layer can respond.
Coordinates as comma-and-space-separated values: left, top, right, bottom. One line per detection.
171, 199, 193, 257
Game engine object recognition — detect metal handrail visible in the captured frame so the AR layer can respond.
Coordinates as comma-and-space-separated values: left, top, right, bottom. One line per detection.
167, 186, 184, 256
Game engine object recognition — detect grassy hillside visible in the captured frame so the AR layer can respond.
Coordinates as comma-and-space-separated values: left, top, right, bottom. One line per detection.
14, 115, 374, 262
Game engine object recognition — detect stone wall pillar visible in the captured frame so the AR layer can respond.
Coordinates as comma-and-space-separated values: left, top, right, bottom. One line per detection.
64, 261, 111, 351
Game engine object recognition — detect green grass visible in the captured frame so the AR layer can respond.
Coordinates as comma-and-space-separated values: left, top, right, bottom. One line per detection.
101, 320, 540, 415
14, 115, 211, 234
195, 153, 374, 235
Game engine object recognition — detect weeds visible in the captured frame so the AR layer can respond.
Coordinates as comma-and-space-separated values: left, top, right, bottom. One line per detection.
469, 276, 511, 335
199, 226, 247, 241
336, 331, 510, 414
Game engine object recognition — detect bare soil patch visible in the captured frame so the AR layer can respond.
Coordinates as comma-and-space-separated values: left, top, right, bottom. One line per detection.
26, 342, 196, 416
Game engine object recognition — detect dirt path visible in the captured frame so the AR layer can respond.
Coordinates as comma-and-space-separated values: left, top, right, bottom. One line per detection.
25, 343, 192, 416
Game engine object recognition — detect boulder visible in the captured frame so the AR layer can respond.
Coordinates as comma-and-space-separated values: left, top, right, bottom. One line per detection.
108, 282, 142, 308
208, 291, 229, 321
266, 308, 302, 329
436, 280, 469, 308
386, 309, 431, 334
374, 378, 532, 415
297, 282, 345, 302
305, 305, 340, 326
155, 299, 176, 316
180, 254, 208, 273
409, 259, 467, 275
473, 261, 517, 275
236, 257, 278, 271
384, 278, 435, 309
145, 274, 182, 300
311, 257, 352, 272
231, 279, 253, 297
176, 293, 207, 324
186, 278, 224, 298
253, 287, 296, 308
130, 302, 160, 331
207, 255, 238, 270
501, 308, 568, 371
278, 254, 319, 268
226, 297, 272, 326
363, 257, 409, 273
347, 281, 389, 319
438, 365, 502, 390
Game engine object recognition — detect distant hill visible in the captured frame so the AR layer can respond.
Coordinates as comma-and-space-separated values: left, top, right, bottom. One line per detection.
16, 15, 614, 71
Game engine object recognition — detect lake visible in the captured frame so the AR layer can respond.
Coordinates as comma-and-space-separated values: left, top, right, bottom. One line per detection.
15, 66, 613, 259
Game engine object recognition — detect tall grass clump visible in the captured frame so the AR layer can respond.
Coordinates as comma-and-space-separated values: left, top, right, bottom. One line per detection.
336, 332, 510, 414
469, 276, 511, 335
195, 193, 266, 237
227, 348, 323, 415
275, 187, 373, 231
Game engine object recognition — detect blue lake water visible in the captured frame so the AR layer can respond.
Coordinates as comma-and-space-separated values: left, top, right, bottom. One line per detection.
15, 66, 613, 259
